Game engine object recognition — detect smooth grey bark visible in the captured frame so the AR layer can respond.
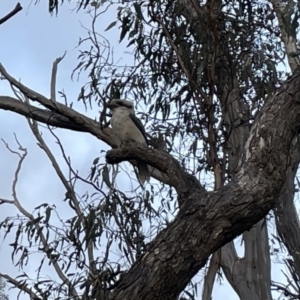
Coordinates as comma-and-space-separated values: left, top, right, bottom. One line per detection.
218, 63, 272, 300
275, 136, 300, 277
0, 276, 8, 300
221, 220, 271, 300
218, 84, 272, 299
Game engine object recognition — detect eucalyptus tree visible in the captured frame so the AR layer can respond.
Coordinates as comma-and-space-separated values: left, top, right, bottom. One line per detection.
1, 0, 300, 299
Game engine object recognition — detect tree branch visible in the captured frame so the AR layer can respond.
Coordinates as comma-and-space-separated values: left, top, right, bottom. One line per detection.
0, 63, 113, 144
0, 64, 203, 190
274, 135, 300, 276
106, 143, 196, 199
44, 124, 97, 275
1, 137, 79, 298
50, 52, 66, 101
0, 3, 22, 25
271, 0, 299, 72
202, 251, 221, 300
0, 95, 101, 132
108, 66, 300, 299
0, 94, 182, 188
0, 273, 41, 300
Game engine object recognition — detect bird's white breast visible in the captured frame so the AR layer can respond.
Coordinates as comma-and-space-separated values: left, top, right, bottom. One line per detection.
111, 108, 146, 147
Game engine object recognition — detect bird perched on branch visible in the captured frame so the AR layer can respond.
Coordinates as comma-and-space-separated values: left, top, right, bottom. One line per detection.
107, 99, 150, 185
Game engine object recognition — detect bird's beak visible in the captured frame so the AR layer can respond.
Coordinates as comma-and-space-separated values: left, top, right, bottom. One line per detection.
106, 102, 118, 109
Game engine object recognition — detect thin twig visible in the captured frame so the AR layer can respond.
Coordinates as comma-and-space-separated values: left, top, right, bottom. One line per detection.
0, 198, 14, 204
2, 135, 79, 299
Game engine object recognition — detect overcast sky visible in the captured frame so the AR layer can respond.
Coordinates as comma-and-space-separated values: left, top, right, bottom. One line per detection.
0, 1, 289, 300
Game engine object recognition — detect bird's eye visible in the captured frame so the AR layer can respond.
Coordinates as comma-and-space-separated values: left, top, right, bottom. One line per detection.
116, 101, 123, 106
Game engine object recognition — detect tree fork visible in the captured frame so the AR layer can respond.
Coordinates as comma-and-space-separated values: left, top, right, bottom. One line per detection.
107, 68, 300, 299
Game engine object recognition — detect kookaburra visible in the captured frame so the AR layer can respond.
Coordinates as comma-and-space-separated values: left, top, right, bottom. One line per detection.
107, 99, 150, 185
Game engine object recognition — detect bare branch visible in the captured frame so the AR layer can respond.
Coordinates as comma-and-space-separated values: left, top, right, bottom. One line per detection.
42, 124, 96, 274
2, 137, 79, 298
51, 52, 67, 101
0, 96, 105, 135
271, 0, 300, 71
0, 63, 111, 143
0, 198, 14, 205
0, 3, 22, 25
1, 135, 27, 200
106, 142, 196, 198
0, 273, 41, 300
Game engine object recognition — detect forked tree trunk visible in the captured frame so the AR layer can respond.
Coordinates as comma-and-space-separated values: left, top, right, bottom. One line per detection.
107, 67, 300, 299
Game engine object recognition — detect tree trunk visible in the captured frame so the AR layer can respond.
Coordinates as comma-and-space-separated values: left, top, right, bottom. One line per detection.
107, 67, 300, 299
221, 220, 271, 300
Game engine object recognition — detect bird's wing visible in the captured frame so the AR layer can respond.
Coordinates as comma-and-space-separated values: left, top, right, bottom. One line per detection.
129, 113, 148, 144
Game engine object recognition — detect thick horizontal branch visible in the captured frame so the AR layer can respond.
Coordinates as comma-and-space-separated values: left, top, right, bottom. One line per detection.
0, 96, 102, 134
0, 63, 113, 145
0, 95, 180, 187
106, 143, 199, 196
3, 62, 300, 299
0, 83, 178, 187
109, 67, 300, 299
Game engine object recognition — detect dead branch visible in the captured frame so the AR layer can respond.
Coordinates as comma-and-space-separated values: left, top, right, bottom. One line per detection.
0, 3, 22, 25
51, 52, 67, 101
1, 137, 79, 298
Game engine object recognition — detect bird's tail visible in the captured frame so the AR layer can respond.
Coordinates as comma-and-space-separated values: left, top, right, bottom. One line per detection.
137, 161, 150, 185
